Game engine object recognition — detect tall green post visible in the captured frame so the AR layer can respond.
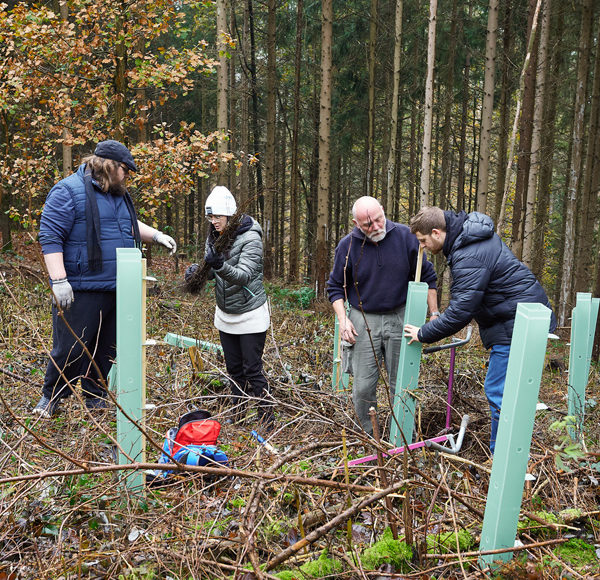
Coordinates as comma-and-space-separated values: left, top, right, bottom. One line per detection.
116, 248, 146, 493
567, 292, 600, 441
389, 282, 428, 447
479, 303, 552, 569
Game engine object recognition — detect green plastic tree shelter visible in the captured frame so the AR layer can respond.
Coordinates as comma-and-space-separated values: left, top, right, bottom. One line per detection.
332, 315, 350, 391
163, 332, 224, 355
116, 248, 147, 493
567, 292, 600, 441
389, 281, 428, 447
479, 303, 552, 569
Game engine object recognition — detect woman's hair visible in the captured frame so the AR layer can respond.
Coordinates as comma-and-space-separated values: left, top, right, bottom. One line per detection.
409, 206, 446, 235
81, 155, 122, 193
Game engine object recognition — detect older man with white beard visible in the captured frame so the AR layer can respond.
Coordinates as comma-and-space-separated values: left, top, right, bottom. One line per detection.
327, 196, 439, 435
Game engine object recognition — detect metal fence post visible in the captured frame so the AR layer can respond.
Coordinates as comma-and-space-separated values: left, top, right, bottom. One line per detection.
479, 303, 552, 569
389, 281, 428, 447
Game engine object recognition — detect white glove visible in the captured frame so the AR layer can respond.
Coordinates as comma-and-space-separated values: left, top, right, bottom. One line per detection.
152, 231, 177, 255
52, 278, 74, 309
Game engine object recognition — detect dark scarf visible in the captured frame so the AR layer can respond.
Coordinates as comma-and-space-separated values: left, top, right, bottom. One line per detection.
84, 167, 141, 271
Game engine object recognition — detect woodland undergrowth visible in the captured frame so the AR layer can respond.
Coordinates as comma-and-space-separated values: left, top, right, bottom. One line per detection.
0, 235, 599, 579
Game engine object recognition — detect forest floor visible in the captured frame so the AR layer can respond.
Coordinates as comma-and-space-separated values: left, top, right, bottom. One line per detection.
0, 233, 599, 579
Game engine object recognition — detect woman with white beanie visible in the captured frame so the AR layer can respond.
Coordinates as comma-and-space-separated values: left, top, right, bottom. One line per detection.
187, 186, 273, 429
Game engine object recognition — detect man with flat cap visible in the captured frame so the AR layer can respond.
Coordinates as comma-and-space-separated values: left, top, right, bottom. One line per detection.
34, 140, 176, 418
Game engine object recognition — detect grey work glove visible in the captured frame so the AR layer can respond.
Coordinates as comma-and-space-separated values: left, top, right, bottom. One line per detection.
184, 263, 199, 282
153, 231, 177, 254
52, 278, 74, 309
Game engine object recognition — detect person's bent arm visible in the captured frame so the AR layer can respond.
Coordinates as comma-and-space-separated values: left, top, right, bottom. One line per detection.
427, 288, 439, 319
332, 298, 357, 344
44, 252, 67, 281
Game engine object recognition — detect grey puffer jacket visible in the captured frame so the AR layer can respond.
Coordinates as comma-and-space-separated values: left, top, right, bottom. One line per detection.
208, 215, 267, 314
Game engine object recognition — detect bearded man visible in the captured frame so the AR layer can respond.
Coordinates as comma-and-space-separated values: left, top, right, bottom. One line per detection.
327, 196, 438, 435
34, 140, 176, 418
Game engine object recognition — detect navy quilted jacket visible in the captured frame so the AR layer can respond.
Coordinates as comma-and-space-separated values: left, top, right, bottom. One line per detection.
38, 164, 136, 291
418, 211, 556, 348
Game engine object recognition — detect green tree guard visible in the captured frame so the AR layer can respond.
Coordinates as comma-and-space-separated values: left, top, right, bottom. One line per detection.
567, 292, 600, 440
332, 315, 350, 392
163, 332, 224, 355
116, 248, 146, 493
479, 303, 552, 569
389, 282, 428, 447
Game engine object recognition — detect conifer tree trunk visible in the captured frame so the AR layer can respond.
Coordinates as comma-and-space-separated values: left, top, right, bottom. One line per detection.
531, 2, 562, 279
512, 0, 538, 259
263, 0, 276, 278
574, 19, 600, 293
288, 0, 303, 282
476, 0, 498, 213
419, 0, 438, 207
217, 0, 229, 185
440, 0, 458, 209
457, 50, 470, 212
493, 0, 513, 225
558, 0, 593, 325
366, 0, 377, 197
523, 0, 551, 266
316, 0, 333, 295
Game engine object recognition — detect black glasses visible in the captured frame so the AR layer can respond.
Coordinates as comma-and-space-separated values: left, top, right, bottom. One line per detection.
206, 215, 225, 222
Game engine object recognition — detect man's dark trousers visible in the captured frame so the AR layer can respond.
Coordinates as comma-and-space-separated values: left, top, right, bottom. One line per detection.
42, 291, 116, 401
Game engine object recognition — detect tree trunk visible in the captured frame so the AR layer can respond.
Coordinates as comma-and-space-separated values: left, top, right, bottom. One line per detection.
558, 0, 593, 326
531, 1, 562, 280
366, 0, 378, 197
496, 0, 542, 236
493, 0, 513, 225
288, 0, 303, 282
419, 0, 438, 207
457, 50, 470, 212
113, 1, 127, 141
476, 0, 499, 214
523, 0, 551, 266
439, 0, 458, 210
512, 0, 538, 258
217, 0, 229, 184
263, 0, 277, 278
574, 16, 600, 293
248, 0, 263, 215
239, 2, 250, 206
316, 0, 333, 295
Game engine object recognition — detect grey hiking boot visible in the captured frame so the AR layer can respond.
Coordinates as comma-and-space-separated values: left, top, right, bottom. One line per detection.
33, 395, 60, 418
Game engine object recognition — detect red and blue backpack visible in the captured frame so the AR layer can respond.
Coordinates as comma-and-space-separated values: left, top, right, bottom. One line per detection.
154, 410, 228, 479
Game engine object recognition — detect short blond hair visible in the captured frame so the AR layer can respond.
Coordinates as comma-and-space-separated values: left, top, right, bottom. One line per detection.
409, 206, 446, 235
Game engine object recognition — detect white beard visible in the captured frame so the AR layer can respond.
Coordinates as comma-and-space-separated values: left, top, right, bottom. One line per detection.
366, 219, 387, 242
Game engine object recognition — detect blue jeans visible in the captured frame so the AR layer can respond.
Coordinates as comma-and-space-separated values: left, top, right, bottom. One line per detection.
484, 344, 511, 453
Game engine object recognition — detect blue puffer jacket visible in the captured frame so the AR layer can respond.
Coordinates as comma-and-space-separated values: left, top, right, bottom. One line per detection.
418, 211, 556, 348
38, 164, 136, 291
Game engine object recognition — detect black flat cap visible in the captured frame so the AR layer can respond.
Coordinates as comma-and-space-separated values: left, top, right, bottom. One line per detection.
94, 140, 138, 172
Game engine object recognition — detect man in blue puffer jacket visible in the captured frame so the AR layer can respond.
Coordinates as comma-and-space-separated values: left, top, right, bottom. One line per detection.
404, 206, 557, 453
34, 140, 177, 418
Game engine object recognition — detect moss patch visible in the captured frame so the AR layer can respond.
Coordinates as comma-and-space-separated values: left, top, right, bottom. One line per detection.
554, 538, 597, 568
426, 529, 475, 553
360, 528, 413, 571
299, 550, 343, 578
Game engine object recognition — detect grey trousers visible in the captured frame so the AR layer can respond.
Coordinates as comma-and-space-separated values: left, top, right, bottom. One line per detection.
345, 306, 405, 435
